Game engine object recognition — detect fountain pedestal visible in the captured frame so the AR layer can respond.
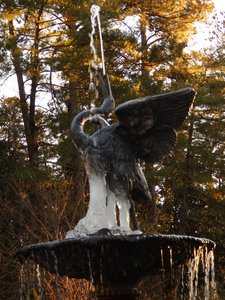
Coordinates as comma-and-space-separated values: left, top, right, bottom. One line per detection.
16, 233, 215, 299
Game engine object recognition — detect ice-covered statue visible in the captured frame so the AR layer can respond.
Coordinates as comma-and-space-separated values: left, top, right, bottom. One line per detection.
66, 75, 195, 237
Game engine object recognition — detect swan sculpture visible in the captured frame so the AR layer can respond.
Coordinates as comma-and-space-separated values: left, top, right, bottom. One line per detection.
67, 75, 195, 236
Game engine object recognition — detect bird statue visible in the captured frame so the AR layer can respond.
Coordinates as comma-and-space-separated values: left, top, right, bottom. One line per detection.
66, 75, 195, 237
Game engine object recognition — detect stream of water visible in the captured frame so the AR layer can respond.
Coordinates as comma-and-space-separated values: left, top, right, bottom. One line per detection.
89, 4, 106, 106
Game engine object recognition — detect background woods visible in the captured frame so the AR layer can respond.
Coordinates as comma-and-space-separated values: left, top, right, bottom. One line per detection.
0, 0, 224, 299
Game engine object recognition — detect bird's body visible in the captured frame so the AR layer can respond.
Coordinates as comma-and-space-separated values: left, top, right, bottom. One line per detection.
85, 125, 151, 203
66, 75, 195, 237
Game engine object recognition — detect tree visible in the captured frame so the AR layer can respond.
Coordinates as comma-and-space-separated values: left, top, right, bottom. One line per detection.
110, 0, 214, 95
1, 0, 224, 298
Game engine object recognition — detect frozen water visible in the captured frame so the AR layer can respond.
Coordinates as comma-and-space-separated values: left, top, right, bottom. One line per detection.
186, 247, 218, 300
90, 5, 105, 75
116, 195, 131, 228
159, 245, 218, 300
89, 4, 106, 104
66, 4, 139, 238
65, 174, 141, 238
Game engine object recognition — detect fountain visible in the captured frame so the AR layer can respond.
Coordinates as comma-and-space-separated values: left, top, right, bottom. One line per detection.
16, 5, 216, 300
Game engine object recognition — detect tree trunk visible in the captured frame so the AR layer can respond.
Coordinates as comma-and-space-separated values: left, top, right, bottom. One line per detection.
67, 79, 87, 222
183, 111, 194, 204
139, 12, 149, 93
29, 8, 43, 164
176, 111, 194, 234
8, 20, 38, 165
68, 81, 78, 118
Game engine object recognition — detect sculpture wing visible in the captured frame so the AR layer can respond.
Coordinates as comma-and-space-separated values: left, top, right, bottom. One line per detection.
114, 88, 195, 164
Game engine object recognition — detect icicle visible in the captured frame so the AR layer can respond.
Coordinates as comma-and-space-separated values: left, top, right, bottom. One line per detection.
181, 264, 185, 299
160, 247, 166, 299
208, 250, 217, 293
51, 250, 62, 299
169, 246, 173, 271
204, 247, 210, 300
19, 264, 26, 300
35, 264, 43, 298
204, 249, 218, 300
193, 248, 201, 298
186, 246, 218, 300
87, 249, 94, 285
160, 247, 165, 271
188, 247, 202, 300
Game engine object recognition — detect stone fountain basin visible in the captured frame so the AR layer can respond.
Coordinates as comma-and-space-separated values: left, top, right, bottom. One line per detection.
16, 234, 215, 290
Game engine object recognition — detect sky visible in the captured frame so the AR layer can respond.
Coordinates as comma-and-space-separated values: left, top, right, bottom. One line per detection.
214, 0, 225, 11
189, 0, 225, 50
0, 0, 224, 99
